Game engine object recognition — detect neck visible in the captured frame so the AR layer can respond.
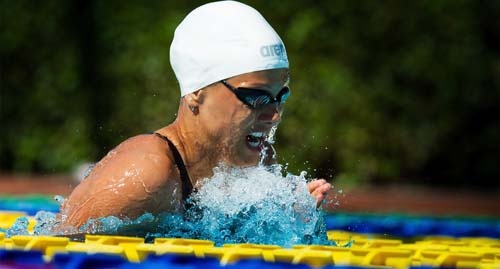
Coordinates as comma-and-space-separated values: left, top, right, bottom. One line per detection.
156, 105, 220, 185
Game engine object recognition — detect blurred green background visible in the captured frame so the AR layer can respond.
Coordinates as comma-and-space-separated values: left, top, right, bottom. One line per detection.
1, 0, 499, 189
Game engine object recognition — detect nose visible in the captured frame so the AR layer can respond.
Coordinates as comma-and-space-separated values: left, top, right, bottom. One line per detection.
258, 103, 282, 125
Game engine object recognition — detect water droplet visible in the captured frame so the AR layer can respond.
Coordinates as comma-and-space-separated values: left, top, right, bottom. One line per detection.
54, 195, 65, 205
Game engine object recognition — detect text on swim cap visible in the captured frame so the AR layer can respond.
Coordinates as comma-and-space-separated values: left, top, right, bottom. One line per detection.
260, 44, 286, 58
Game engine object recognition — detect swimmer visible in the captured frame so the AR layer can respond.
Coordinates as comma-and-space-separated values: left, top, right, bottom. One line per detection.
60, 1, 331, 229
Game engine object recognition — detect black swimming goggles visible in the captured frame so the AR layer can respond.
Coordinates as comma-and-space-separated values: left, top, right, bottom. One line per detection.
220, 80, 291, 109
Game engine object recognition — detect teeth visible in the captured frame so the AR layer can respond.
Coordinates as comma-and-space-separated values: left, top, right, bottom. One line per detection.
249, 132, 265, 138
248, 140, 260, 147
247, 132, 265, 148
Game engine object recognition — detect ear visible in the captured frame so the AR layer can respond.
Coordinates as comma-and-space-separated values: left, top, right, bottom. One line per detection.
184, 89, 205, 115
185, 89, 204, 107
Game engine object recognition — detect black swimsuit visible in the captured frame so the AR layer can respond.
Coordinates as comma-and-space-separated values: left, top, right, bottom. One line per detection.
153, 132, 194, 206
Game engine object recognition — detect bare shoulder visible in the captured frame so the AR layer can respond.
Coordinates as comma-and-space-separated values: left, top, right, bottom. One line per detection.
117, 134, 171, 156
90, 133, 178, 184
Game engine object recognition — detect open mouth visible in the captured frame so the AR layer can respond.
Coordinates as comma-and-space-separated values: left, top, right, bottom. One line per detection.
246, 132, 265, 151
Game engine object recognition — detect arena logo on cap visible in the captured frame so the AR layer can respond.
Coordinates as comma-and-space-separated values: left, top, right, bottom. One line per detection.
260, 43, 286, 59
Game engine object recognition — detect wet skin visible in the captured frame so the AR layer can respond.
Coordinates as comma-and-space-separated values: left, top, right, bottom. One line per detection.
59, 68, 331, 230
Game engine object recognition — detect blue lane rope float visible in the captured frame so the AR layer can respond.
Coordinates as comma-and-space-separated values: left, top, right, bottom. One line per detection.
324, 213, 500, 238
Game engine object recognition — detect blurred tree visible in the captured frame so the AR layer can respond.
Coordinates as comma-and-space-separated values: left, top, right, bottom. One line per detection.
1, 0, 498, 188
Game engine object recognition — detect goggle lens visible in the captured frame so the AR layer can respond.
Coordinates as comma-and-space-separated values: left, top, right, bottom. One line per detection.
222, 80, 290, 109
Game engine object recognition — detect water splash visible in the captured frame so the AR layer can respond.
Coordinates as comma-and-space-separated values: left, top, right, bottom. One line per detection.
4, 164, 333, 247
183, 164, 331, 246
265, 125, 278, 145
259, 125, 278, 166
5, 217, 30, 237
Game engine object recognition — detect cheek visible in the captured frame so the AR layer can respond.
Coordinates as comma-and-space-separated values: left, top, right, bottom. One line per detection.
202, 100, 255, 134
226, 108, 256, 137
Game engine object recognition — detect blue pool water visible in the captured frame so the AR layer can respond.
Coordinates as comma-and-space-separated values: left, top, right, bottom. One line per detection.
2, 164, 333, 247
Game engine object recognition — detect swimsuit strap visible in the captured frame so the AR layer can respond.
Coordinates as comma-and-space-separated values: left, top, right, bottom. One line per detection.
153, 132, 194, 206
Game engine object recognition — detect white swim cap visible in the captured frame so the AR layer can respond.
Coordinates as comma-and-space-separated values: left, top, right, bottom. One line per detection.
170, 1, 289, 96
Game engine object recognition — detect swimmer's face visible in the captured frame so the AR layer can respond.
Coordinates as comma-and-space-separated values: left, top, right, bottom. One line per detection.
200, 68, 290, 166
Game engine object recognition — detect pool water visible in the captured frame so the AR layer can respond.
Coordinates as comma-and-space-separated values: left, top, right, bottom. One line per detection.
2, 164, 333, 247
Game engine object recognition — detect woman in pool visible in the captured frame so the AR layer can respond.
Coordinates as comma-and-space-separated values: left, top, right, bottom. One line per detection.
60, 1, 331, 229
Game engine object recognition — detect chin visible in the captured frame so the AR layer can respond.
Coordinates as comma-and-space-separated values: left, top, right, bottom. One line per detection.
225, 150, 261, 168
221, 138, 264, 167
228, 157, 259, 168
